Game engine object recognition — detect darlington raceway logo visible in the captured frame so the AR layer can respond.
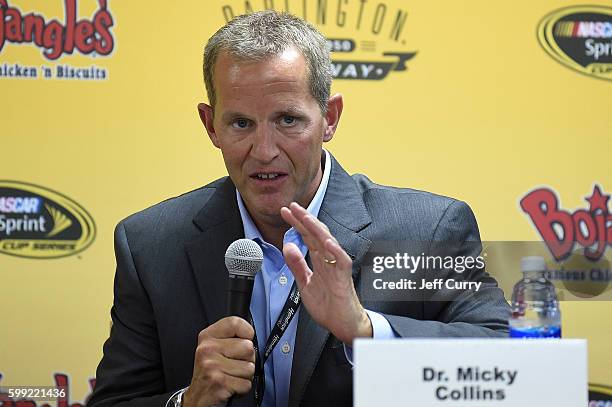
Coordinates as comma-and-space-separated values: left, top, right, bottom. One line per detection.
537, 5, 612, 81
0, 0, 115, 80
0, 181, 95, 259
520, 184, 610, 262
218, 0, 416, 80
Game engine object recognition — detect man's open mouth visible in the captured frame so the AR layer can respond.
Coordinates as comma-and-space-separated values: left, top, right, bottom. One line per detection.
250, 172, 288, 182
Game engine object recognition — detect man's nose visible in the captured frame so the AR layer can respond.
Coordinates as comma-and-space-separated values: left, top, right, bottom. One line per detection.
250, 124, 280, 163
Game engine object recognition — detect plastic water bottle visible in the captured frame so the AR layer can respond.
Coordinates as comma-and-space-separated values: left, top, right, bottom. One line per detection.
509, 256, 561, 338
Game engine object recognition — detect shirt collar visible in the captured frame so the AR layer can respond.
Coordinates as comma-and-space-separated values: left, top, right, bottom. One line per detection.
236, 149, 332, 242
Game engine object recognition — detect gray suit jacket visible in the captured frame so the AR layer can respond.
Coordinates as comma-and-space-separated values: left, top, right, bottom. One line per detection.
89, 154, 510, 407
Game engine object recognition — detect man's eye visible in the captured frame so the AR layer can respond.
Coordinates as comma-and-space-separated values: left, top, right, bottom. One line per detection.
280, 115, 296, 126
232, 118, 251, 129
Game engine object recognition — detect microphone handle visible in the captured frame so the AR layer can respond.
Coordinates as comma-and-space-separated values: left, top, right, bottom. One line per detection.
226, 274, 255, 320
226, 274, 257, 407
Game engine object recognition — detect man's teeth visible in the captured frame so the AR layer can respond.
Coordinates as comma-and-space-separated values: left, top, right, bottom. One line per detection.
256, 173, 279, 179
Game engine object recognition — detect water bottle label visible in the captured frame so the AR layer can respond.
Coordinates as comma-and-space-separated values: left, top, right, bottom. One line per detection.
509, 325, 561, 338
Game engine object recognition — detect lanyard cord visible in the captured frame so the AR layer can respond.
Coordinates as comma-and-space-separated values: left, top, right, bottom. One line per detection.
251, 280, 301, 406
226, 281, 302, 407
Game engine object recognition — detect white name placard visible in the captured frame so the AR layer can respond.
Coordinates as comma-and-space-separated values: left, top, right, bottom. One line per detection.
354, 338, 587, 406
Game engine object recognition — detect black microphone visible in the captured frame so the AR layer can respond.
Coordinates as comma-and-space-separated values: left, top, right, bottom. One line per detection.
224, 240, 264, 407
225, 239, 263, 320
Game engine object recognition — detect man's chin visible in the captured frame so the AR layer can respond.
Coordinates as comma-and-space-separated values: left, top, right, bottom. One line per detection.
259, 204, 288, 220
247, 201, 290, 223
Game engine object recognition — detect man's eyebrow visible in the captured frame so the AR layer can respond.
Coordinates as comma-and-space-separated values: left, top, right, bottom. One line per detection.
220, 106, 305, 122
220, 111, 246, 122
276, 105, 305, 115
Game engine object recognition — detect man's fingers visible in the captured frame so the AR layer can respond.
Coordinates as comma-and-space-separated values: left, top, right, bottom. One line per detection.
280, 206, 313, 245
200, 316, 254, 340
191, 321, 256, 406
283, 242, 311, 288
220, 338, 256, 363
198, 352, 255, 381
282, 203, 351, 272
204, 370, 252, 400
281, 204, 326, 253
287, 202, 337, 249
324, 238, 352, 269
220, 357, 256, 380
281, 204, 336, 258
225, 375, 253, 396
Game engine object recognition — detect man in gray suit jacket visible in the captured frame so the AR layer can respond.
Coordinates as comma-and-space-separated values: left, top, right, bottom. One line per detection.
89, 10, 510, 407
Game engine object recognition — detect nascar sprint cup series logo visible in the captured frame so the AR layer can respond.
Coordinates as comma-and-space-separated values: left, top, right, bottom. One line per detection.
0, 181, 95, 259
537, 5, 612, 81
218, 0, 417, 80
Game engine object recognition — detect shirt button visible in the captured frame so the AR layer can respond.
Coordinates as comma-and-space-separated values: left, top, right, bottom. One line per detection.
279, 274, 288, 285
281, 342, 291, 354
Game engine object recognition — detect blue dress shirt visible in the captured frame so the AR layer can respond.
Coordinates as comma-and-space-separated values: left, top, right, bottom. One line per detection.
236, 149, 397, 407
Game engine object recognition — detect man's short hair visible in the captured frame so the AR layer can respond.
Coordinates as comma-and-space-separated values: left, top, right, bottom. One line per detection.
203, 10, 332, 114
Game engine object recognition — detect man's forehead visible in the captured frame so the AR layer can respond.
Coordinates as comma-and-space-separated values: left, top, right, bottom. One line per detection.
214, 48, 309, 92
225, 81, 305, 99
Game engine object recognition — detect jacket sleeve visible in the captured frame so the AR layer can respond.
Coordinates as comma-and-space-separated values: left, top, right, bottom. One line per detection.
382, 200, 511, 338
88, 222, 175, 407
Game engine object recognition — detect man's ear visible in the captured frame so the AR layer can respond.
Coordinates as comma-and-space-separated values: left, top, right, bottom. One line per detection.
323, 93, 343, 142
197, 102, 220, 148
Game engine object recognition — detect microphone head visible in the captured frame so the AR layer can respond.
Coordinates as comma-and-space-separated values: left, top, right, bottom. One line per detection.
224, 238, 264, 278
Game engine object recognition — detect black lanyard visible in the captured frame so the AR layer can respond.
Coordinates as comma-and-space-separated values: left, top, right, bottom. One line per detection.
251, 280, 301, 407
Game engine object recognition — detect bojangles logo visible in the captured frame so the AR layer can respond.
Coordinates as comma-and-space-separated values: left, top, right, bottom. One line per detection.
521, 185, 611, 262
0, 0, 114, 60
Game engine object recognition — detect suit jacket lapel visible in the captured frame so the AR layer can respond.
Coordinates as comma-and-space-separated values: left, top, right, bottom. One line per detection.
185, 177, 244, 326
289, 154, 372, 407
184, 178, 257, 407
184, 156, 372, 407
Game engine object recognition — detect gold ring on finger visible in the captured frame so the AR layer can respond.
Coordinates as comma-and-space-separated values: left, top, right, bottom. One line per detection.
323, 257, 337, 265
